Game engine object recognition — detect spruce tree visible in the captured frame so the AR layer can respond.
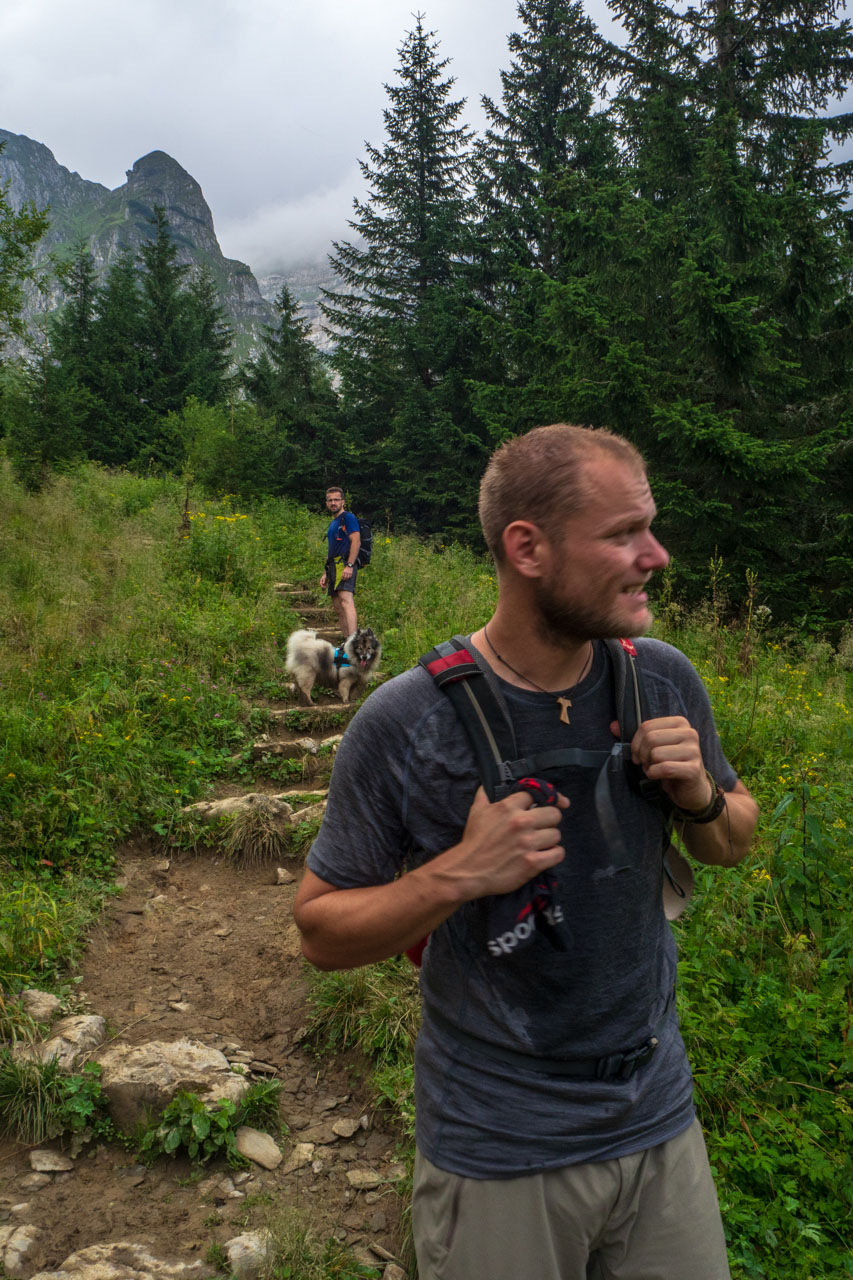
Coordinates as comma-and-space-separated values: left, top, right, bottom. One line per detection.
470, 0, 619, 437
3, 334, 87, 489
242, 284, 339, 499
474, 0, 853, 618
48, 245, 105, 456
184, 265, 233, 405
322, 17, 488, 533
477, 0, 614, 277
137, 205, 193, 441
602, 0, 853, 615
89, 250, 146, 466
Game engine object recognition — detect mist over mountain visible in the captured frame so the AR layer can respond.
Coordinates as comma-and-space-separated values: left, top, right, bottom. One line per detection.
0, 128, 332, 351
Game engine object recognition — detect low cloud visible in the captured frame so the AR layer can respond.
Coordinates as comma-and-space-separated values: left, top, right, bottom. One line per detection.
216, 166, 366, 274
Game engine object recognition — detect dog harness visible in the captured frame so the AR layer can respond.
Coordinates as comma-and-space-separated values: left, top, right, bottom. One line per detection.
333, 646, 352, 670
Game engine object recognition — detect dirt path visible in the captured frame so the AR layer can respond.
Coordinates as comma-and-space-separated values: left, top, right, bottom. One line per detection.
0, 590, 406, 1278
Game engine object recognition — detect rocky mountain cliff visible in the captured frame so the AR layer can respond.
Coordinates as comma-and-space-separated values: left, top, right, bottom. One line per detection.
0, 129, 276, 353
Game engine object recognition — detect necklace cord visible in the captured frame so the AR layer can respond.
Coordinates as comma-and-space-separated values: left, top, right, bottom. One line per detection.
482, 624, 593, 697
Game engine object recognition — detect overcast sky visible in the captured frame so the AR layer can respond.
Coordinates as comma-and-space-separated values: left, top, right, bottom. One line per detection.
1, 0, 623, 276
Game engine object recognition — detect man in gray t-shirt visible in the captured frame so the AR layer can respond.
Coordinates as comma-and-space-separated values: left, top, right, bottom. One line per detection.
295, 424, 758, 1280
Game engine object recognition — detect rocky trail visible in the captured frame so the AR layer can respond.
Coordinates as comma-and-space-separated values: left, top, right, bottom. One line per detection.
0, 588, 408, 1280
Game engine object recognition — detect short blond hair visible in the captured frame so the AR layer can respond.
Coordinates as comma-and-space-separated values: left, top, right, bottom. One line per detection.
478, 424, 646, 560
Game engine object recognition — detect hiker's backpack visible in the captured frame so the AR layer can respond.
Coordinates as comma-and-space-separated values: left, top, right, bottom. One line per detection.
418, 634, 658, 806
408, 636, 690, 964
354, 518, 372, 568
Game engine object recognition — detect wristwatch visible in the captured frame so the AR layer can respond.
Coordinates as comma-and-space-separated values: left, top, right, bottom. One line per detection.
672, 770, 727, 824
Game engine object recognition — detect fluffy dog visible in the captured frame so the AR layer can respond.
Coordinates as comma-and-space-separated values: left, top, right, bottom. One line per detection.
285, 627, 382, 705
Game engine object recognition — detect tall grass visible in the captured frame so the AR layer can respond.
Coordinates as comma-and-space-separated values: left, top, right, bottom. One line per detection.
1, 453, 850, 1279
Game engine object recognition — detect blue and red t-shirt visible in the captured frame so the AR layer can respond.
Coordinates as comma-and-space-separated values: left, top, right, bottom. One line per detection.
327, 511, 359, 563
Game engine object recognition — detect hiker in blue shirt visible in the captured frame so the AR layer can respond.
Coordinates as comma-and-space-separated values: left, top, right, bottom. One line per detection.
320, 485, 361, 636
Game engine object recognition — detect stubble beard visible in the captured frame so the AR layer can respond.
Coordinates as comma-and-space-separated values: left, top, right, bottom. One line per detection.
531, 580, 653, 647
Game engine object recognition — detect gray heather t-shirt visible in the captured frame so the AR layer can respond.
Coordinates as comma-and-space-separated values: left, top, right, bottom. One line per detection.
307, 637, 737, 1178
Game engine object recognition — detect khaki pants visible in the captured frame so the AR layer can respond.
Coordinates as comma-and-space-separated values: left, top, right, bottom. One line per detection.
413, 1119, 731, 1280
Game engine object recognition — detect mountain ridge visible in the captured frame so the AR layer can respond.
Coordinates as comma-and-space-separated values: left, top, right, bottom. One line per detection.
0, 128, 280, 352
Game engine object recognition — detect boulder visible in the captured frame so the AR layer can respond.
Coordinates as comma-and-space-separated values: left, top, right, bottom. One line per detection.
0, 1223, 46, 1277
18, 989, 62, 1024
16, 1016, 106, 1070
97, 1038, 249, 1132
29, 1242, 211, 1278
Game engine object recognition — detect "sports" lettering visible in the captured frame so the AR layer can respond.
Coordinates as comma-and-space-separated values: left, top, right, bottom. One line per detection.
487, 905, 565, 956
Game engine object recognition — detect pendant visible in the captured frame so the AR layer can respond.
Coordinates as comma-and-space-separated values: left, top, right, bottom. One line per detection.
556, 696, 572, 725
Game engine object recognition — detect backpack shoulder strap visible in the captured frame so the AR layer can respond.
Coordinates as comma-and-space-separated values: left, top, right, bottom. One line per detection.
603, 638, 673, 812
603, 637, 642, 741
419, 637, 517, 800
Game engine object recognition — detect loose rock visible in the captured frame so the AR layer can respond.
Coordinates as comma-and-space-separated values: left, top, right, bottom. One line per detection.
0, 1222, 46, 1277
234, 1126, 283, 1170
29, 1150, 74, 1174
28, 1241, 210, 1278
346, 1169, 383, 1191
280, 1142, 315, 1174
18, 990, 62, 1024
16, 1015, 106, 1071
224, 1231, 271, 1280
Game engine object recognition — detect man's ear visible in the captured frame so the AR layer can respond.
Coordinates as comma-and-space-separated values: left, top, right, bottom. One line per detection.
501, 521, 552, 578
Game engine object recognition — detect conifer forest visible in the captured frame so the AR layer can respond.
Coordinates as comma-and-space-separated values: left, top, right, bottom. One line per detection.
3, 0, 853, 628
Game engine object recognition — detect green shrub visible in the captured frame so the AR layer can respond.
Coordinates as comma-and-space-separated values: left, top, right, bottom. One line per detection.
0, 1053, 113, 1144
138, 1078, 282, 1166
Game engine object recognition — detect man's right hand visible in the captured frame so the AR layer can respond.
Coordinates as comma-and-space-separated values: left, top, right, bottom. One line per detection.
435, 786, 569, 903
320, 572, 327, 589
294, 785, 568, 970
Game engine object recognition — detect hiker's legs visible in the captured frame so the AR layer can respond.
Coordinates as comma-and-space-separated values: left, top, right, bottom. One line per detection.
413, 1121, 730, 1280
332, 586, 357, 636
586, 1119, 730, 1280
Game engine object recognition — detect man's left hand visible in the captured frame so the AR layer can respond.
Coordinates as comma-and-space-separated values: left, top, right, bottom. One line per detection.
611, 715, 712, 812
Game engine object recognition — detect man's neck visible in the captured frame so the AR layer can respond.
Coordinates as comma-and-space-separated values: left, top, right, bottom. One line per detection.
471, 616, 593, 694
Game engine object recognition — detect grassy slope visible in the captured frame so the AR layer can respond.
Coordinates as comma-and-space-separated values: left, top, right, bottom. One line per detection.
0, 455, 850, 1279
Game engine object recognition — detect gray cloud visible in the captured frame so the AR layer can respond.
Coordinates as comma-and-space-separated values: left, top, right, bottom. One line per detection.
1, 0, 619, 272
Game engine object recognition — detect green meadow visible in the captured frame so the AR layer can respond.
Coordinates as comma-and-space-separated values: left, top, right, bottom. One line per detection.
1, 455, 850, 1279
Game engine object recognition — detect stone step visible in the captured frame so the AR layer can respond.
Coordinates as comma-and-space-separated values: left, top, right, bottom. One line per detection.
268, 705, 358, 729
250, 733, 344, 762
293, 607, 334, 625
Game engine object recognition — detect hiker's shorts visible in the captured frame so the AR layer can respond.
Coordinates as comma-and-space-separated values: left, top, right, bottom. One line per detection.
326, 561, 358, 595
412, 1117, 731, 1280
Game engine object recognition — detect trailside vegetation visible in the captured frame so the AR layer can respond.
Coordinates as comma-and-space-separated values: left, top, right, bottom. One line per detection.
0, 458, 850, 1279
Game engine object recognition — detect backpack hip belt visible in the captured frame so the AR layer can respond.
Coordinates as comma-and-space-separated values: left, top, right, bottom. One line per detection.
424, 1003, 660, 1082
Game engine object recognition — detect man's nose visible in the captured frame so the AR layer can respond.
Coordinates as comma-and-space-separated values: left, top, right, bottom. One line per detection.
639, 532, 669, 569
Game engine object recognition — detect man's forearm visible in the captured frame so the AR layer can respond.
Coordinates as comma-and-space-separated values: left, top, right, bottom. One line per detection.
294, 864, 465, 971
294, 787, 569, 970
680, 784, 758, 867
